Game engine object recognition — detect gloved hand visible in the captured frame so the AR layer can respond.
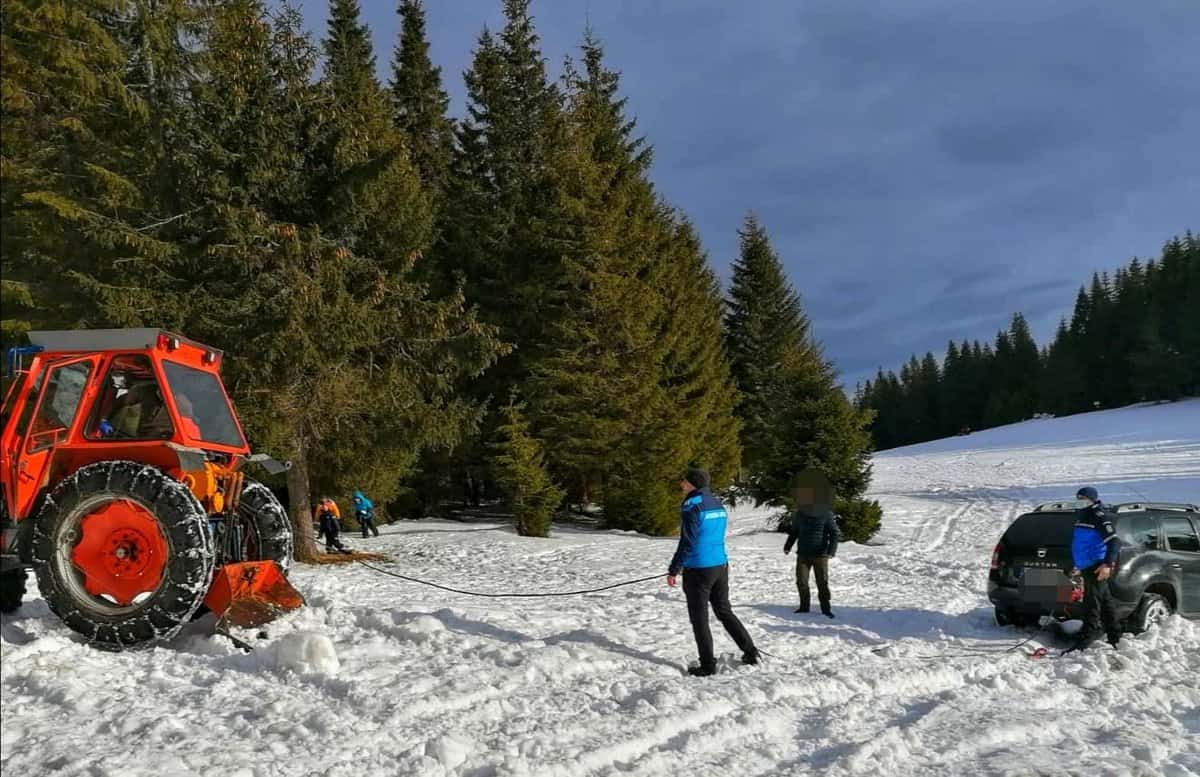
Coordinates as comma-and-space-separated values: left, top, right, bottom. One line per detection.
98, 419, 114, 437
1096, 564, 1113, 581
667, 574, 677, 588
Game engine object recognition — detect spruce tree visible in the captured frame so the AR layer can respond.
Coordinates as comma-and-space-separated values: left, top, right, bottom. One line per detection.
444, 0, 565, 382
724, 214, 812, 474
166, 0, 503, 559
390, 0, 454, 197
528, 36, 739, 534
0, 0, 180, 334
723, 215, 875, 532
492, 398, 563, 537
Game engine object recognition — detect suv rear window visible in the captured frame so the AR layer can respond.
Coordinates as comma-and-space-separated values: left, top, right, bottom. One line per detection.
1002, 514, 1075, 547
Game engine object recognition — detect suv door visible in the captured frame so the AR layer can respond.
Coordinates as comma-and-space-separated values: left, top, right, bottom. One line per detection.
1160, 517, 1200, 615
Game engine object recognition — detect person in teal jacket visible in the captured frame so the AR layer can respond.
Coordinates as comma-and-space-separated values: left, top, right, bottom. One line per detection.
668, 467, 758, 676
353, 490, 379, 538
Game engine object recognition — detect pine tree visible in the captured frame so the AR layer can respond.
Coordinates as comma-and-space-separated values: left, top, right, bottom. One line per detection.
528, 37, 739, 534
492, 398, 563, 537
724, 214, 812, 475
163, 0, 503, 559
390, 0, 454, 197
723, 216, 875, 530
441, 0, 566, 393
0, 0, 183, 335
1007, 312, 1040, 418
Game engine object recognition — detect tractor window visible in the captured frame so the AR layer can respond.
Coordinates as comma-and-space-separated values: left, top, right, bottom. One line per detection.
13, 370, 45, 438
85, 354, 174, 441
2, 369, 32, 432
29, 361, 93, 447
161, 361, 244, 447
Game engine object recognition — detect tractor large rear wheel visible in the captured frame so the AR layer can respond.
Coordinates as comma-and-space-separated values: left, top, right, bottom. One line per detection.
32, 461, 215, 650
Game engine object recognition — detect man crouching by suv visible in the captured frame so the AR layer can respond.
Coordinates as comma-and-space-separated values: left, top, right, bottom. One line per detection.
1067, 486, 1122, 652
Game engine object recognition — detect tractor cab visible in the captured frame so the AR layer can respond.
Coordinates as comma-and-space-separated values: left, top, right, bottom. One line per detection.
0, 329, 301, 649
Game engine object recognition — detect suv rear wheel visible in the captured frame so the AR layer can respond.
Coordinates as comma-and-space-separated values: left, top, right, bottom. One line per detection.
1127, 592, 1172, 634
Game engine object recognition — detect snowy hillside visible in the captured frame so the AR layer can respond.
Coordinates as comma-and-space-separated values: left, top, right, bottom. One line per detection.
3, 401, 1199, 776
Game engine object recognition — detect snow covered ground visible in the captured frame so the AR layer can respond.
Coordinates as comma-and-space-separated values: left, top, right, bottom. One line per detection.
3, 400, 1199, 776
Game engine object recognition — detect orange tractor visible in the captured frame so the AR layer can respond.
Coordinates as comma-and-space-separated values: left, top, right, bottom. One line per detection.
0, 329, 304, 649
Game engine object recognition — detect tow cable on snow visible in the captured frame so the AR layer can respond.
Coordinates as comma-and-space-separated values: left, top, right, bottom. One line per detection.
354, 560, 664, 598
869, 628, 1052, 662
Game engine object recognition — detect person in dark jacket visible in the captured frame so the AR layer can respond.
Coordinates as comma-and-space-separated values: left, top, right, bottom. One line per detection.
1068, 486, 1121, 650
668, 467, 759, 677
353, 490, 379, 538
316, 498, 351, 554
783, 469, 840, 617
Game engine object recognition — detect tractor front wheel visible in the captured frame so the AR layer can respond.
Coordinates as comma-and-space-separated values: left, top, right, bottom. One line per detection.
236, 479, 294, 572
32, 461, 215, 650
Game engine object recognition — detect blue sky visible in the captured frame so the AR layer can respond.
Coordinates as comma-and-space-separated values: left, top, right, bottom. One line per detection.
296, 0, 1200, 388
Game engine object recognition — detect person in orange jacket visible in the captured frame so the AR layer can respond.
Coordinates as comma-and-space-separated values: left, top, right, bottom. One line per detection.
314, 497, 350, 554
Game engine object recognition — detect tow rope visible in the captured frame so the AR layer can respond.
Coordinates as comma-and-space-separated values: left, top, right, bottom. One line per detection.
870, 628, 1051, 662
355, 560, 663, 598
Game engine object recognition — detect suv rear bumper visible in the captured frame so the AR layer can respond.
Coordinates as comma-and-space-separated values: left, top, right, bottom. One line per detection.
987, 580, 1137, 621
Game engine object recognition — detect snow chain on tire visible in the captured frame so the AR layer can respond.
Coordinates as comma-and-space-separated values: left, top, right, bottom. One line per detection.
237, 479, 294, 574
31, 461, 215, 651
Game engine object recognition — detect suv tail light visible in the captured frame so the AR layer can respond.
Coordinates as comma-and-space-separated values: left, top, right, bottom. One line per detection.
991, 543, 1002, 570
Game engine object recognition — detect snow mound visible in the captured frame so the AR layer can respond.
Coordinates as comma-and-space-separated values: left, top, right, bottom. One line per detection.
262, 630, 339, 675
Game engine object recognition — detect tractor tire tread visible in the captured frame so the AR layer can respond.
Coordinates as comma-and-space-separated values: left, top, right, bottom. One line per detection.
31, 461, 215, 651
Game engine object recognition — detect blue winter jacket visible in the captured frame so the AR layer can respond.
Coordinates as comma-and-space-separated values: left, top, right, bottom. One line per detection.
669, 489, 729, 575
353, 490, 374, 519
1071, 502, 1120, 570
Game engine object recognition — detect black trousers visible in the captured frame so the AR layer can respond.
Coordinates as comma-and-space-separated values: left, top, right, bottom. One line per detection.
359, 516, 379, 538
1079, 566, 1121, 644
683, 564, 756, 667
796, 556, 831, 609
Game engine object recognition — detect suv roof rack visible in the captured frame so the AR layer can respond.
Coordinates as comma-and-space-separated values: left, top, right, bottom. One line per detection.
1113, 502, 1198, 513
1032, 501, 1080, 513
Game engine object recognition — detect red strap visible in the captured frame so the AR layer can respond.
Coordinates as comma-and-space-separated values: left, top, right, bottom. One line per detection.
1029, 647, 1049, 660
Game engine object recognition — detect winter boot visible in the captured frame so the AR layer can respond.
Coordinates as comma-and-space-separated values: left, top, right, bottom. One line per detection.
741, 650, 760, 666
687, 663, 717, 677
821, 604, 835, 619
795, 597, 810, 614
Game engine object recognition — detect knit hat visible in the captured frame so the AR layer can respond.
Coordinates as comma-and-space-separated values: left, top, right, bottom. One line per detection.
683, 467, 710, 490
1076, 486, 1099, 502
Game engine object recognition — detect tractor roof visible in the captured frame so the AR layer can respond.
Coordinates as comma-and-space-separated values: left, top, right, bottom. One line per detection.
27, 329, 221, 356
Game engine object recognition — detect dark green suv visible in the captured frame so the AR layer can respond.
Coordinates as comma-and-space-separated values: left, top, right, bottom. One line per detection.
988, 501, 1200, 632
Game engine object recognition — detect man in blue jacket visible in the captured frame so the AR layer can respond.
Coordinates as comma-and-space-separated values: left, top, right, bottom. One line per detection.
1069, 486, 1122, 650
668, 468, 759, 676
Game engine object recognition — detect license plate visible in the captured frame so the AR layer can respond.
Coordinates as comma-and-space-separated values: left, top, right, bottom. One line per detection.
1019, 567, 1070, 603
1021, 568, 1064, 586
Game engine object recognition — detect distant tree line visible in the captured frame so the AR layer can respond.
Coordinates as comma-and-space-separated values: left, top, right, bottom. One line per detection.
1, 0, 879, 548
856, 234, 1200, 450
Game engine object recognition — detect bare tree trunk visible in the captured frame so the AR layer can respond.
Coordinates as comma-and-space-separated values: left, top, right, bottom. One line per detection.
286, 430, 322, 563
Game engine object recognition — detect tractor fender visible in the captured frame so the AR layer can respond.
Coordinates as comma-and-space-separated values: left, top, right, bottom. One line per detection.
166, 442, 208, 472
